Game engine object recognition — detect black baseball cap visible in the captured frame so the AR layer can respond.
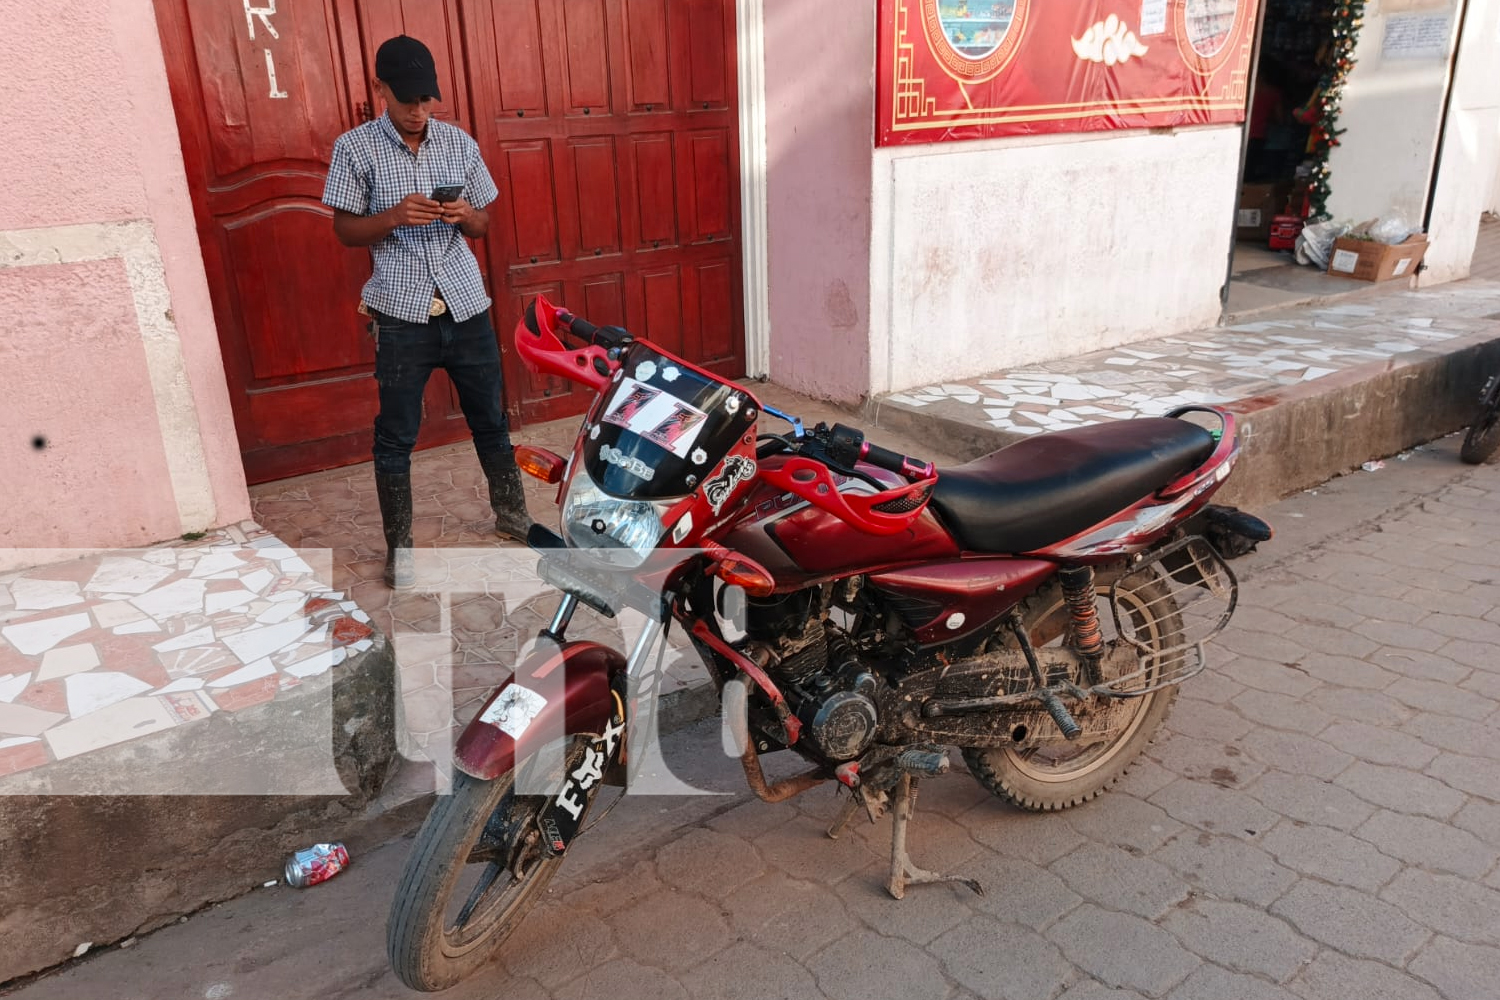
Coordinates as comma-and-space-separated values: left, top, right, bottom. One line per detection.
375, 35, 441, 103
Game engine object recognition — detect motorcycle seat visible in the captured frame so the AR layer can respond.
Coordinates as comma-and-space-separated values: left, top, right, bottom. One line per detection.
927, 418, 1217, 554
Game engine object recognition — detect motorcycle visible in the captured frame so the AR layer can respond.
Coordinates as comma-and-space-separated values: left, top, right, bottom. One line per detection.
1460, 373, 1500, 464
386, 296, 1273, 991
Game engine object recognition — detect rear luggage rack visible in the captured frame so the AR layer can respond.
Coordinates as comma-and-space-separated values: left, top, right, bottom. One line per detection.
1096, 536, 1237, 697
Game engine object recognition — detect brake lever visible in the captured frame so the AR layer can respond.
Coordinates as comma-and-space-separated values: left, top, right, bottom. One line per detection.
760, 404, 805, 440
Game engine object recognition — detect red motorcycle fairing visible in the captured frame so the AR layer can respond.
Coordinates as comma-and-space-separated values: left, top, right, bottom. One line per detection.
866, 558, 1057, 645
453, 641, 625, 781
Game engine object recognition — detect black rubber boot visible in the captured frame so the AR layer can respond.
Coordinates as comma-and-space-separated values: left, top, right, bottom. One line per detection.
374, 472, 415, 589
478, 450, 535, 543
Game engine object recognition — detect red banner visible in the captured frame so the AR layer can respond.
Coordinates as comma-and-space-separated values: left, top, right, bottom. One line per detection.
877, 0, 1259, 145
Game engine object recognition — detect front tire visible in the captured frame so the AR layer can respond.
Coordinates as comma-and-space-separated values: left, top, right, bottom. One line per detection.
1460, 399, 1500, 464
963, 572, 1182, 811
387, 736, 596, 992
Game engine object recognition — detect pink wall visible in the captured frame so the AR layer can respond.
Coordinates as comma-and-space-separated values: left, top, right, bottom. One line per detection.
0, 0, 250, 551
762, 0, 875, 403
0, 262, 180, 550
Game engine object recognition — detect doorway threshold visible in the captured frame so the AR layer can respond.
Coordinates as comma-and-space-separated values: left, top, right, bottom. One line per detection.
1224, 244, 1398, 323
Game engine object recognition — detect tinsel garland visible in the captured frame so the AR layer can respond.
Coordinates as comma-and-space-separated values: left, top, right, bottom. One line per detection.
1301, 0, 1367, 218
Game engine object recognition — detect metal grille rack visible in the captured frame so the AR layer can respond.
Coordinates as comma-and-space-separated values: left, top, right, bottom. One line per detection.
1095, 535, 1238, 697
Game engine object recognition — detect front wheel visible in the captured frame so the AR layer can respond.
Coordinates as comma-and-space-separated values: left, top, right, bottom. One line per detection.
1460, 398, 1500, 464
387, 735, 597, 992
963, 572, 1181, 811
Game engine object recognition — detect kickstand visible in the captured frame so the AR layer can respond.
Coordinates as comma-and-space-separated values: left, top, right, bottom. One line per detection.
887, 774, 984, 900
827, 794, 863, 840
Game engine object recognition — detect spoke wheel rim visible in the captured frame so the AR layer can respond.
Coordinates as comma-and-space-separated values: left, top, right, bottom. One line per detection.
439, 740, 584, 951
1003, 588, 1164, 783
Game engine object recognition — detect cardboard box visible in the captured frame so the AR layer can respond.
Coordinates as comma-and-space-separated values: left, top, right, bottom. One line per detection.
1327, 233, 1429, 282
1236, 182, 1289, 242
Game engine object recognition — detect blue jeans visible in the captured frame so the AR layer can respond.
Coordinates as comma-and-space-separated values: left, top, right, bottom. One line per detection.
371, 309, 514, 476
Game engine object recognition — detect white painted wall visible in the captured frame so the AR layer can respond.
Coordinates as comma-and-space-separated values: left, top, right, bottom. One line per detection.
868, 127, 1243, 394
1421, 0, 1500, 283
1325, 2, 1458, 225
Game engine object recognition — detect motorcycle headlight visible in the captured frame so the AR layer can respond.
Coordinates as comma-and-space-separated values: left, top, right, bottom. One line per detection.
561, 466, 672, 566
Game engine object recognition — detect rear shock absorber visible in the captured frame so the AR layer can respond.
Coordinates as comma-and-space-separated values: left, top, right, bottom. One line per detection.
1058, 565, 1104, 680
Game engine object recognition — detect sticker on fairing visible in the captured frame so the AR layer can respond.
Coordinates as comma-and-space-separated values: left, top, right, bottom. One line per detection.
478, 684, 548, 740
601, 377, 709, 458
704, 455, 757, 514
602, 380, 661, 428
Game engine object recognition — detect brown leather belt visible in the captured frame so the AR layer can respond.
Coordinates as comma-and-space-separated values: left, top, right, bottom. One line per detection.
358, 297, 447, 320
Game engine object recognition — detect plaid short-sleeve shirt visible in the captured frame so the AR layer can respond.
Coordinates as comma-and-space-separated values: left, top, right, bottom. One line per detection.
322, 114, 499, 324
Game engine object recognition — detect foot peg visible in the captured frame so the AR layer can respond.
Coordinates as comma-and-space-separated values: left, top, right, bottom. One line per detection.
895, 748, 950, 776
1036, 689, 1082, 740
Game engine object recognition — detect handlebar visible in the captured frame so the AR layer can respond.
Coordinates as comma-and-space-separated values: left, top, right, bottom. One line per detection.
823, 423, 935, 481
522, 300, 630, 350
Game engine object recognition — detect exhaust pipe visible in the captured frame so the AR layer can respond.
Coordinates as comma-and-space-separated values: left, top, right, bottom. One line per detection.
723, 676, 825, 803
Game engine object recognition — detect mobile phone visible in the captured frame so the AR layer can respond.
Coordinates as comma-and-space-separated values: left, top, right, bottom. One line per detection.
430, 184, 464, 203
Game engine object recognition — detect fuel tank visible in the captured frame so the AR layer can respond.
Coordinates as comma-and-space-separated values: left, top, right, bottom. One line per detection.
718, 462, 962, 587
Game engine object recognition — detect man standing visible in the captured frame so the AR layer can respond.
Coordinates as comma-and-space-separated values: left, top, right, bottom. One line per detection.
322, 35, 531, 589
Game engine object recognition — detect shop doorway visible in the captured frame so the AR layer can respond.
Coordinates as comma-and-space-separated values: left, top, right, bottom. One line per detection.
1224, 0, 1363, 316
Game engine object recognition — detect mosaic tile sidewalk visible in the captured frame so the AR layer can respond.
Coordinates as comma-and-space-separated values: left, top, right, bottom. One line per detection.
877, 281, 1500, 437
0, 524, 374, 781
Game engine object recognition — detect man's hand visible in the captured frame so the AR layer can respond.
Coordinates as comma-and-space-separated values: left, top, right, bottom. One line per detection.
332, 195, 487, 247
440, 197, 489, 239
438, 197, 472, 225
388, 193, 443, 228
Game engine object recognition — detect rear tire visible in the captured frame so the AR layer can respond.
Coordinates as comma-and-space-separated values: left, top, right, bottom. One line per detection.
1460, 400, 1500, 464
387, 736, 596, 992
963, 573, 1181, 811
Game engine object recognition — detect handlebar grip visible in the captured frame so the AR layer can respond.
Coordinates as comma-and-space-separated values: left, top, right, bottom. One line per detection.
559, 311, 601, 344
861, 441, 929, 480
826, 423, 933, 480
557, 310, 631, 350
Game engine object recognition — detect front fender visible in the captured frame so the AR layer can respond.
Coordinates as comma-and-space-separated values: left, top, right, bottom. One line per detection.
454, 640, 626, 780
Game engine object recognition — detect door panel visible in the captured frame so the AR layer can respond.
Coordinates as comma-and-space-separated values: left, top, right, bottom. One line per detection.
568, 137, 623, 254
684, 0, 729, 108
501, 142, 564, 265
473, 0, 744, 426
630, 134, 679, 248
684, 130, 732, 240
491, 4, 549, 116
624, 1, 671, 110
224, 205, 376, 382
560, 0, 612, 112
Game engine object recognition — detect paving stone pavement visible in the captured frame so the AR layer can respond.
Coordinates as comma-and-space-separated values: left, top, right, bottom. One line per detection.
5, 438, 1499, 1000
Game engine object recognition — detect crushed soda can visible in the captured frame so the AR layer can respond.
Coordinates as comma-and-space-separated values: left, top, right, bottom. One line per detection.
284, 842, 350, 888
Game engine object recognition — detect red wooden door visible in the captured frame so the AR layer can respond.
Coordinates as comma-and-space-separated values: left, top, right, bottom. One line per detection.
154, 0, 475, 483
463, 0, 746, 426
158, 0, 744, 479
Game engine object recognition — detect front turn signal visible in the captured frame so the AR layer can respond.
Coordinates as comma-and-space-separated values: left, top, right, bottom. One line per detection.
714, 554, 776, 598
515, 446, 565, 483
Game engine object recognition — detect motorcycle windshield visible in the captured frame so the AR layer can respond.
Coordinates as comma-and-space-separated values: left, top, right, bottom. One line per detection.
582, 344, 758, 500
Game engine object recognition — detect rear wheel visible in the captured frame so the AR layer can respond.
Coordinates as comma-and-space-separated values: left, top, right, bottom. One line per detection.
1460, 398, 1500, 464
963, 573, 1181, 811
387, 735, 597, 992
